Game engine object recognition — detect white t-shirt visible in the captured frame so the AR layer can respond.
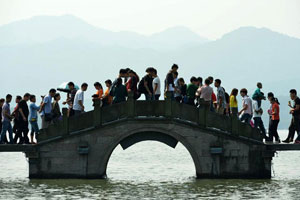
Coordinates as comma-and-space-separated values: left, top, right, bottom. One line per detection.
73, 89, 84, 111
253, 100, 262, 118
242, 96, 253, 115
168, 77, 176, 92
152, 77, 161, 95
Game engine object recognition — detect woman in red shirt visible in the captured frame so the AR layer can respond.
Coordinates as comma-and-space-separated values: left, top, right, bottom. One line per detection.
269, 97, 280, 143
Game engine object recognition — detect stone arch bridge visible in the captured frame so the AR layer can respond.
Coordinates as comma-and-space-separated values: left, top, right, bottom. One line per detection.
1, 93, 298, 179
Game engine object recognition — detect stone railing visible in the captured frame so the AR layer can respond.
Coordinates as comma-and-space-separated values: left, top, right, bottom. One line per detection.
37, 92, 262, 142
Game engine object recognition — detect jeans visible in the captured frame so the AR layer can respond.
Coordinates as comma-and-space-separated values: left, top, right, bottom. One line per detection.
230, 107, 238, 117
217, 107, 225, 115
41, 115, 51, 129
240, 113, 252, 124
145, 94, 154, 101
175, 96, 182, 103
154, 94, 160, 100
30, 121, 39, 136
187, 98, 195, 106
269, 120, 280, 142
74, 110, 83, 116
286, 116, 300, 141
210, 102, 216, 112
0, 121, 14, 144
16, 120, 29, 144
253, 117, 267, 138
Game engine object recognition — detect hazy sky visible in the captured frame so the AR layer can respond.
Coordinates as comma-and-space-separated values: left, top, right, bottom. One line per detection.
0, 0, 299, 39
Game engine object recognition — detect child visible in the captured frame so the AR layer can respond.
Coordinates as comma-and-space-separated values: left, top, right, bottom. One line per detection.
29, 95, 41, 144
252, 82, 266, 107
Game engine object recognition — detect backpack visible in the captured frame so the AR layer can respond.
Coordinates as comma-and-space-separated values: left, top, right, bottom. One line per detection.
138, 77, 146, 94
225, 92, 230, 105
222, 87, 230, 104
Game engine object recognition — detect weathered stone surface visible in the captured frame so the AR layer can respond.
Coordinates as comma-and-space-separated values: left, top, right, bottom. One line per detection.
29, 119, 272, 179
19, 95, 278, 179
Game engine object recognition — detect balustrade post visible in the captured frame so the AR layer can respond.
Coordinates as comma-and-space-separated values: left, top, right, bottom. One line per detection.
127, 91, 135, 118
165, 91, 172, 118
231, 115, 239, 136
62, 108, 69, 135
93, 99, 102, 127
198, 99, 209, 127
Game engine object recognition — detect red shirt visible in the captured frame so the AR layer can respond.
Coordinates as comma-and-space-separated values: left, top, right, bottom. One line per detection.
272, 103, 280, 120
211, 92, 217, 103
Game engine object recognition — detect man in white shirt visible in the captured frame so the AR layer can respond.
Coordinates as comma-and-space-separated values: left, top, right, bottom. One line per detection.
152, 69, 161, 100
253, 97, 267, 139
196, 78, 213, 106
238, 88, 253, 124
73, 83, 88, 115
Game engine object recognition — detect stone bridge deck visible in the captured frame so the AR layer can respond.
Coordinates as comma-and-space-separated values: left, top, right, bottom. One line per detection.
36, 92, 264, 144
1, 92, 299, 179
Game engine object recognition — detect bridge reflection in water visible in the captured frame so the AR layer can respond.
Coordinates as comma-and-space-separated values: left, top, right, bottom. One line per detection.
1, 92, 299, 179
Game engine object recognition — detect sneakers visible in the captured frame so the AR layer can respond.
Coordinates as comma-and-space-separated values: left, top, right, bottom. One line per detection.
274, 140, 281, 144
294, 140, 300, 144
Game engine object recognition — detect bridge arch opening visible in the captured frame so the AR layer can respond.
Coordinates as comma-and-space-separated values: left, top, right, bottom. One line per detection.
105, 131, 198, 180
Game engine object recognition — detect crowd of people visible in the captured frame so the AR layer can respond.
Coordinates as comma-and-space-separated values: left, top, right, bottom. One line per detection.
1, 64, 300, 144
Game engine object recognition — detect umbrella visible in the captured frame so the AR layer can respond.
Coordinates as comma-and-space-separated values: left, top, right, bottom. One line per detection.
57, 82, 79, 93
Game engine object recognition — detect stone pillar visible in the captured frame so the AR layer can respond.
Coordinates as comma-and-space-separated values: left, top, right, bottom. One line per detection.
165, 91, 172, 118
62, 108, 69, 136
231, 115, 239, 136
93, 99, 102, 127
198, 99, 209, 127
127, 91, 135, 118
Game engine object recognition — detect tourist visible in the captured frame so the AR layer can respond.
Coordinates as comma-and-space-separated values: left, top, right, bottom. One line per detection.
253, 95, 267, 139
214, 79, 226, 114
16, 93, 30, 144
40, 89, 56, 129
0, 99, 5, 142
174, 72, 182, 102
110, 69, 129, 95
165, 64, 179, 99
208, 76, 216, 112
197, 77, 203, 87
177, 78, 187, 103
269, 97, 280, 143
12, 96, 22, 143
52, 93, 62, 123
267, 92, 274, 139
73, 83, 88, 115
138, 67, 154, 100
283, 89, 300, 143
195, 78, 213, 106
252, 82, 266, 107
112, 78, 128, 104
29, 95, 41, 144
102, 79, 113, 106
238, 88, 253, 124
62, 82, 77, 117
152, 69, 161, 100
126, 70, 139, 99
124, 68, 131, 83
0, 94, 14, 144
186, 76, 198, 106
229, 88, 239, 116
94, 82, 103, 99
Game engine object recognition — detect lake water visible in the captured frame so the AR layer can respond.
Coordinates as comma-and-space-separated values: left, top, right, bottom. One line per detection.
0, 130, 300, 199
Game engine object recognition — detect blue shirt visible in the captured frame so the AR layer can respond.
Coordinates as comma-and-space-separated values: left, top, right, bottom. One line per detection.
41, 95, 52, 116
2, 103, 11, 122
29, 103, 40, 121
